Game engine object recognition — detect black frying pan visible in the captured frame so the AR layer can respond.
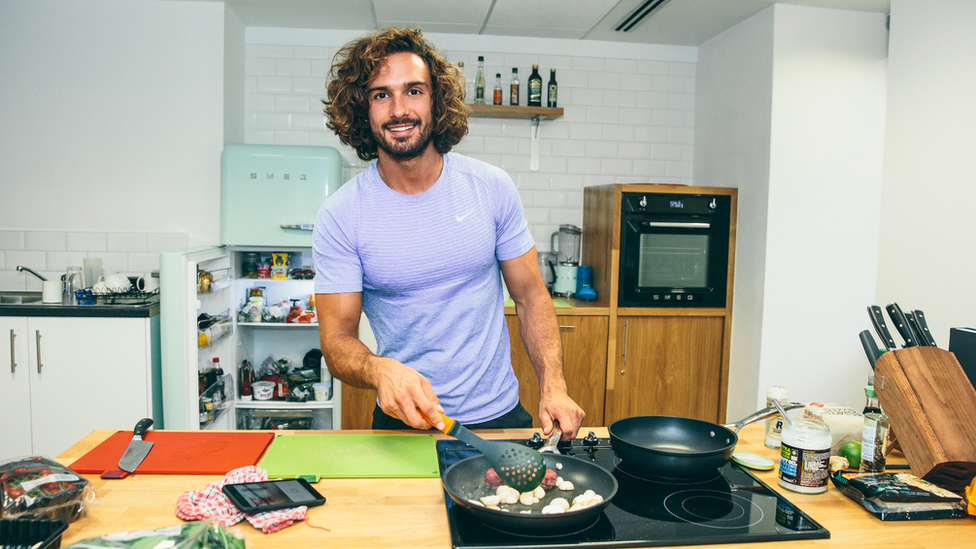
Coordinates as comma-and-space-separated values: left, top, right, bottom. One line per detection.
608, 403, 805, 480
441, 453, 618, 535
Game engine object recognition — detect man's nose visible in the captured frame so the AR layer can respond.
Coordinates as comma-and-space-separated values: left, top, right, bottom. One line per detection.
390, 93, 408, 117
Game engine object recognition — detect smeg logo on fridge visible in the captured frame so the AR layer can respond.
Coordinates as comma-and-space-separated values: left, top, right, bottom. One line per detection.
248, 172, 309, 181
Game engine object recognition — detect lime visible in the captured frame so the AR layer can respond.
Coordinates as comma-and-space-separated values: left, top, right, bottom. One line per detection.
839, 440, 861, 469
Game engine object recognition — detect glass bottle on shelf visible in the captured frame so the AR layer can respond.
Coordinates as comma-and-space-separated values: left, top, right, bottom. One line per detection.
493, 73, 502, 105
509, 68, 519, 106
527, 64, 542, 106
863, 385, 882, 415
474, 56, 486, 105
547, 69, 558, 108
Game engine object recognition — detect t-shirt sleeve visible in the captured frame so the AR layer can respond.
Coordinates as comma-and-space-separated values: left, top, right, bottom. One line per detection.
313, 195, 364, 294
493, 171, 535, 261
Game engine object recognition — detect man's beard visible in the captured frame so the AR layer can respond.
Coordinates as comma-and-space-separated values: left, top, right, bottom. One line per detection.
373, 117, 434, 160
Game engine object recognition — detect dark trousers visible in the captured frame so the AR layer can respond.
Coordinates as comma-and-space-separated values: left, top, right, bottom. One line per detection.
371, 401, 533, 431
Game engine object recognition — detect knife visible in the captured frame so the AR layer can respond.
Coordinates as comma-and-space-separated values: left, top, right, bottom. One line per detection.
885, 302, 917, 347
867, 305, 897, 351
905, 312, 929, 346
118, 418, 154, 473
911, 309, 938, 347
858, 329, 883, 370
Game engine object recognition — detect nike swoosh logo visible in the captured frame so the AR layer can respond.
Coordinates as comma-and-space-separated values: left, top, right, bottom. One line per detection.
456, 210, 474, 222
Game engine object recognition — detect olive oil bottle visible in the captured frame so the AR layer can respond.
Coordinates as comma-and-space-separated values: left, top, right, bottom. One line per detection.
547, 69, 558, 108
527, 64, 542, 107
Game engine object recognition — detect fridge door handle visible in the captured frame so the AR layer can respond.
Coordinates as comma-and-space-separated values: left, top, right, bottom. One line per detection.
9, 329, 15, 373
280, 224, 314, 231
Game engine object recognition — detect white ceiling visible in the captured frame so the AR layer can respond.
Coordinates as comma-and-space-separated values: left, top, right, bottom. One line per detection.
191, 0, 890, 46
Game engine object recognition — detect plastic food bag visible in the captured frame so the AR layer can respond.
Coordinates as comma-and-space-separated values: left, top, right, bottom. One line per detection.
0, 456, 96, 523
830, 471, 967, 520
63, 519, 245, 549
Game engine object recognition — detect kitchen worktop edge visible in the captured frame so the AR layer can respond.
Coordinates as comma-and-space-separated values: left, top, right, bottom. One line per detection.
0, 302, 160, 318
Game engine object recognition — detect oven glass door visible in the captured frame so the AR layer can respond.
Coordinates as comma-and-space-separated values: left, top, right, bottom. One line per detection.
620, 218, 728, 307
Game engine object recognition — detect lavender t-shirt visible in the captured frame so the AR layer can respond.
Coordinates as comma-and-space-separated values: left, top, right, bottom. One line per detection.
312, 152, 535, 424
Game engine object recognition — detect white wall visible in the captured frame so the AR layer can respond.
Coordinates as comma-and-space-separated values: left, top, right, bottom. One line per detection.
0, 0, 227, 288
696, 5, 888, 418
877, 0, 976, 343
242, 29, 698, 250
695, 8, 775, 421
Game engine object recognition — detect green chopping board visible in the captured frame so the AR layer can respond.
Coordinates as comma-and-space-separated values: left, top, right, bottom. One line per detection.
258, 434, 440, 481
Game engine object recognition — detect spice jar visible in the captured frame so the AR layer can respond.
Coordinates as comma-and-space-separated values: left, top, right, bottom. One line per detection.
779, 418, 831, 494
859, 412, 890, 473
764, 385, 790, 448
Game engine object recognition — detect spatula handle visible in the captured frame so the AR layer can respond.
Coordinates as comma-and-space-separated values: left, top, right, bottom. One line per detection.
419, 409, 455, 435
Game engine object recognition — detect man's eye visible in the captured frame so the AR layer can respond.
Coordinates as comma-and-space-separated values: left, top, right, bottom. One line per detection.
373, 92, 389, 100
407, 88, 422, 96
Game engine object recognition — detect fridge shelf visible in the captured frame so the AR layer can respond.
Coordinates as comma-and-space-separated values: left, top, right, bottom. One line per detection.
198, 319, 233, 348
236, 399, 335, 409
199, 373, 235, 428
237, 321, 318, 328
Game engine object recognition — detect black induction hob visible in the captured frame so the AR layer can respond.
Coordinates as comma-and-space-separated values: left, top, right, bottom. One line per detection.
437, 435, 829, 549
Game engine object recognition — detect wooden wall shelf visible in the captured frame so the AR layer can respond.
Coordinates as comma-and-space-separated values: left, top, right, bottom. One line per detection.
466, 104, 563, 120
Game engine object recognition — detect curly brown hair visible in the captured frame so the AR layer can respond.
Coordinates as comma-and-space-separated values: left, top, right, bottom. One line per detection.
323, 27, 468, 162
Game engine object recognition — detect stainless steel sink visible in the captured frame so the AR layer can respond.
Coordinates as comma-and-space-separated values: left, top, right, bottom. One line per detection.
0, 291, 44, 304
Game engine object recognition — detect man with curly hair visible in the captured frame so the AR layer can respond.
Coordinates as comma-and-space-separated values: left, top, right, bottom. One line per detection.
313, 27, 584, 441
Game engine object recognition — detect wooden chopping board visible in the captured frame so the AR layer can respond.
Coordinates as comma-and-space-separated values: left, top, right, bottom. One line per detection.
69, 431, 275, 475
258, 434, 440, 481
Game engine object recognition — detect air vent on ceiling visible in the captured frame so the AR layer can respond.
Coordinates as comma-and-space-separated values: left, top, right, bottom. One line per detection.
614, 0, 674, 32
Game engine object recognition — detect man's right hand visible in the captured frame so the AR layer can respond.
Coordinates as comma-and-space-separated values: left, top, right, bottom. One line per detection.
370, 356, 445, 431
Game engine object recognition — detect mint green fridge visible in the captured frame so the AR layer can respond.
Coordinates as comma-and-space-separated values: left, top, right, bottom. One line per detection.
160, 145, 345, 430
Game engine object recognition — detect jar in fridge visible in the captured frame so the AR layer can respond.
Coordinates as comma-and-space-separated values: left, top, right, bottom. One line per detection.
242, 252, 259, 278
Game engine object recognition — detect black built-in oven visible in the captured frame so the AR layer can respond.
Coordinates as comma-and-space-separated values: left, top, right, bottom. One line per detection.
619, 192, 731, 307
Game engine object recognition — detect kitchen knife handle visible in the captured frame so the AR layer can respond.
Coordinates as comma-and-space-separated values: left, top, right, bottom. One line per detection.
859, 330, 882, 369
133, 417, 154, 438
905, 312, 928, 346
885, 303, 917, 347
867, 306, 897, 350
911, 310, 938, 346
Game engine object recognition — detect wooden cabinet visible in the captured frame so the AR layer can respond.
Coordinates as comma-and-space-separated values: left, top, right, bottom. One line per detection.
604, 316, 725, 424
0, 315, 156, 462
506, 314, 608, 428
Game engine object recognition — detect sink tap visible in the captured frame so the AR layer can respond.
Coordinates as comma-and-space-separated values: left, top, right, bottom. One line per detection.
16, 266, 47, 282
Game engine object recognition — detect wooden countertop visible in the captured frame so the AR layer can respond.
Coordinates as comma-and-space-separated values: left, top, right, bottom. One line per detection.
55, 423, 972, 548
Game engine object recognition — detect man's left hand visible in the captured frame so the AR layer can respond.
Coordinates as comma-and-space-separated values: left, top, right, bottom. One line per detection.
539, 391, 585, 441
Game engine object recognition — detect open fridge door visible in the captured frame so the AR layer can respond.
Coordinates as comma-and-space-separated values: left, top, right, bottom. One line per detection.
160, 246, 235, 430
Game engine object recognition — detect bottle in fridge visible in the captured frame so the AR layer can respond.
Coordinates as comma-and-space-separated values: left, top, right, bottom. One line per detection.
160, 144, 373, 431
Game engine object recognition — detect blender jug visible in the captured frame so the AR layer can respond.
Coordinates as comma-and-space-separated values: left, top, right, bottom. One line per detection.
549, 224, 582, 265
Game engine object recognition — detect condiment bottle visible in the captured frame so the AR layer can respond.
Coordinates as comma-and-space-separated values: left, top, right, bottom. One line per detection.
778, 418, 831, 494
863, 385, 882, 415
547, 68, 558, 107
764, 385, 790, 448
474, 56, 486, 104
527, 64, 542, 106
493, 73, 502, 105
510, 68, 519, 106
860, 412, 890, 473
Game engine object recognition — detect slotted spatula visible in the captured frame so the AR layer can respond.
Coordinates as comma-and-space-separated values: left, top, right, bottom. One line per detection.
424, 411, 546, 492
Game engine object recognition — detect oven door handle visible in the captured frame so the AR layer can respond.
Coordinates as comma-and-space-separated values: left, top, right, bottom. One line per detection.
642, 221, 711, 229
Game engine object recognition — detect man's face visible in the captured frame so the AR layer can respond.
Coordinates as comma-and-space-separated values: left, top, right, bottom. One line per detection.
366, 52, 435, 160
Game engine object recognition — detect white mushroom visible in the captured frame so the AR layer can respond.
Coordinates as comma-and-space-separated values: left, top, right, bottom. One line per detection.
496, 486, 520, 504
486, 505, 500, 510
519, 491, 539, 506
557, 480, 575, 491
468, 499, 484, 507
533, 486, 546, 499
542, 504, 566, 514
480, 495, 501, 507
550, 497, 571, 511
520, 510, 532, 514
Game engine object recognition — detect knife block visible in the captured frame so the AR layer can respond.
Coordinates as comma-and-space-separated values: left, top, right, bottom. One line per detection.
875, 346, 976, 491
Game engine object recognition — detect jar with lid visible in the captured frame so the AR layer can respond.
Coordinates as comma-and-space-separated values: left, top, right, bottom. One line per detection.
242, 252, 259, 278
764, 385, 790, 448
778, 418, 831, 494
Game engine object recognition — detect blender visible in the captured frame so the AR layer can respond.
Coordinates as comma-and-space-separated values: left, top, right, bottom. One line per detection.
550, 224, 581, 297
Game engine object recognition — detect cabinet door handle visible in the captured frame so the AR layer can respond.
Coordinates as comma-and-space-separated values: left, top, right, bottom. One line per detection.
557, 325, 576, 330
35, 330, 43, 374
623, 319, 630, 364
8, 329, 15, 373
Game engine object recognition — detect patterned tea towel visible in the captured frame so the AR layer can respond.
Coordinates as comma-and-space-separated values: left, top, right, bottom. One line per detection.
175, 465, 307, 533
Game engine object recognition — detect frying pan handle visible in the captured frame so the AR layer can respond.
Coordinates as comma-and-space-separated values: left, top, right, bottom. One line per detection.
724, 402, 806, 433
538, 428, 562, 454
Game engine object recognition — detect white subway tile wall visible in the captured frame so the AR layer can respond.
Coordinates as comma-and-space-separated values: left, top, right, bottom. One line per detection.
244, 44, 695, 249
0, 230, 188, 291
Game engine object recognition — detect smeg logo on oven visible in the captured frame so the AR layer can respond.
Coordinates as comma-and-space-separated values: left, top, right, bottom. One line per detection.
249, 172, 308, 181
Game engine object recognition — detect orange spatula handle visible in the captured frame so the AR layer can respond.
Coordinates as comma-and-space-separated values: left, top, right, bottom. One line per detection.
419, 409, 455, 434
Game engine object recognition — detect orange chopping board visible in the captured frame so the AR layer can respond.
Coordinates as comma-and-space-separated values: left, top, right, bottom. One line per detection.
69, 431, 275, 475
